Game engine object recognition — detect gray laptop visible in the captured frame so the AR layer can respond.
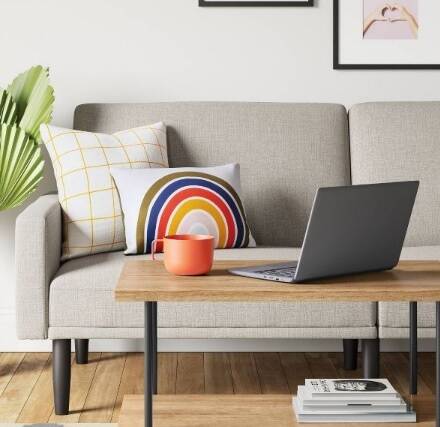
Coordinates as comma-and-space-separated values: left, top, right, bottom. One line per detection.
229, 181, 419, 283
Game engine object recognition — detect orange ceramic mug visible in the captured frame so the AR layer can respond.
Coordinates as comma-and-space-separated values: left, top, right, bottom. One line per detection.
151, 234, 215, 276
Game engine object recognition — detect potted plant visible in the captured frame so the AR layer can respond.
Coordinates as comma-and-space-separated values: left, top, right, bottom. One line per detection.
0, 66, 55, 210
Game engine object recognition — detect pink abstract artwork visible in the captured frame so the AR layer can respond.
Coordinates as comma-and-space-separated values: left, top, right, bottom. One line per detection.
363, 0, 419, 39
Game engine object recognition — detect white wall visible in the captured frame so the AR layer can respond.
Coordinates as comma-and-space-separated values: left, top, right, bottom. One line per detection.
1, 0, 440, 351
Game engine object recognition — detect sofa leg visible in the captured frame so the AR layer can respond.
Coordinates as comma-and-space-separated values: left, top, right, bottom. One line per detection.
53, 339, 71, 415
362, 338, 380, 378
75, 339, 89, 364
343, 339, 358, 370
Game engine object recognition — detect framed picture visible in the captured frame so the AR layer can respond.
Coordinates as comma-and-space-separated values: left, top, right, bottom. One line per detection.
334, 0, 440, 69
200, 0, 313, 6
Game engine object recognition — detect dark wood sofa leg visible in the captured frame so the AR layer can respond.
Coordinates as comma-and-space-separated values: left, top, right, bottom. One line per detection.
53, 339, 71, 415
75, 339, 89, 364
362, 338, 380, 378
343, 339, 358, 370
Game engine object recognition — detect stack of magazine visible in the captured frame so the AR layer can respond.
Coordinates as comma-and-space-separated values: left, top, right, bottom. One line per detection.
293, 379, 416, 423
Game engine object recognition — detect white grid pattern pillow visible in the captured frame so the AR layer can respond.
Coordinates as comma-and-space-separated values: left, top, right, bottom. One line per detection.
41, 123, 168, 260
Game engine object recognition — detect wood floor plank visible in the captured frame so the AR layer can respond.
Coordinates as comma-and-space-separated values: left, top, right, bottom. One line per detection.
176, 353, 204, 394
328, 352, 363, 379
0, 353, 49, 422
254, 353, 289, 394
112, 352, 144, 422
280, 353, 313, 394
305, 352, 339, 379
119, 394, 300, 427
0, 351, 436, 423
381, 354, 404, 395
383, 352, 432, 396
418, 352, 435, 394
49, 352, 101, 423
79, 352, 126, 423
16, 355, 54, 423
229, 353, 261, 394
0, 353, 25, 396
158, 353, 178, 394
204, 353, 233, 394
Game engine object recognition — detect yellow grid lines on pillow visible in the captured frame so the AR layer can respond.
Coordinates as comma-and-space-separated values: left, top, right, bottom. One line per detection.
73, 132, 94, 254
94, 132, 117, 249
41, 122, 168, 260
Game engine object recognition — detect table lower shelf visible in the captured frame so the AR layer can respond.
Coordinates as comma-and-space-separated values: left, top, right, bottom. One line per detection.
118, 394, 435, 427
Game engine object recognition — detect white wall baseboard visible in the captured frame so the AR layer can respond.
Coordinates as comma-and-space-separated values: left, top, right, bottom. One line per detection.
0, 309, 436, 352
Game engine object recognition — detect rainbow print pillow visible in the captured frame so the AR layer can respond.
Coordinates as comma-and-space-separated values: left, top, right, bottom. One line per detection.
111, 163, 255, 254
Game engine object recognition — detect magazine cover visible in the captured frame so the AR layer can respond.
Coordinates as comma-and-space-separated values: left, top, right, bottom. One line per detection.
305, 379, 398, 396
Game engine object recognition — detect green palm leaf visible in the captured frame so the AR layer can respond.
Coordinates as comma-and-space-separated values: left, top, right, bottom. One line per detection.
0, 89, 17, 125
0, 123, 44, 211
7, 65, 54, 143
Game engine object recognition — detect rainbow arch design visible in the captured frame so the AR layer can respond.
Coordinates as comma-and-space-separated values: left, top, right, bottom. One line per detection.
136, 172, 250, 253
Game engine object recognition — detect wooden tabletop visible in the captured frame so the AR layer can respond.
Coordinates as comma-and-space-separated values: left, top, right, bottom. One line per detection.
114, 260, 440, 303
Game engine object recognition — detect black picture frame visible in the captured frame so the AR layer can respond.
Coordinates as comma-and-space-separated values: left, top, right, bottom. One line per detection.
333, 0, 440, 70
200, 0, 313, 6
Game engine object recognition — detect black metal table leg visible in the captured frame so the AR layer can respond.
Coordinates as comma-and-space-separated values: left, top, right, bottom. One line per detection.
410, 301, 418, 395
152, 302, 158, 395
145, 302, 155, 427
436, 302, 440, 427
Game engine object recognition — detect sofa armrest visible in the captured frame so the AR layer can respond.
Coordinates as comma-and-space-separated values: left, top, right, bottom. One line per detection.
15, 194, 62, 339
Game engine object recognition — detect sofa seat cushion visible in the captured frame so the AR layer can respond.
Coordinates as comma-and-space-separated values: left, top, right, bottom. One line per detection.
379, 246, 440, 337
49, 247, 376, 330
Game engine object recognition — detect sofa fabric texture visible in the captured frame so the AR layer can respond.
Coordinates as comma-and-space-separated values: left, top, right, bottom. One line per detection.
48, 248, 375, 334
15, 102, 440, 341
349, 102, 440, 339
350, 102, 440, 247
45, 246, 438, 339
74, 102, 351, 248
15, 194, 61, 339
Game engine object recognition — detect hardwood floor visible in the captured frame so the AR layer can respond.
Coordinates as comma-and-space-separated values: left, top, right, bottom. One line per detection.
0, 352, 435, 423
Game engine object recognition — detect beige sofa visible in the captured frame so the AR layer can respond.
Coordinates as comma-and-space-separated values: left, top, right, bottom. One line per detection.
15, 102, 440, 414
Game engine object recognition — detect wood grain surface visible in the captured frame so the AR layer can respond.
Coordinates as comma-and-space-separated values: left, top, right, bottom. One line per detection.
0, 351, 435, 424
115, 260, 440, 302
119, 394, 436, 427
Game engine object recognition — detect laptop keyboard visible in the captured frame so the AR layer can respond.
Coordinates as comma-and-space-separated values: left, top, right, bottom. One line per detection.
260, 267, 297, 278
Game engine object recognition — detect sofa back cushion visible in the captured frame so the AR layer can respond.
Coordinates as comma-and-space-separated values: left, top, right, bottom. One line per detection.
350, 102, 440, 246
74, 102, 350, 246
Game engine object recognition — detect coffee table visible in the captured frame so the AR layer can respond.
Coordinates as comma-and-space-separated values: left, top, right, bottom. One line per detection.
115, 260, 440, 427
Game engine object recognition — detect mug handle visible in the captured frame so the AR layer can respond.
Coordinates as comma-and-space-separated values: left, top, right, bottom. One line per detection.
151, 239, 163, 261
